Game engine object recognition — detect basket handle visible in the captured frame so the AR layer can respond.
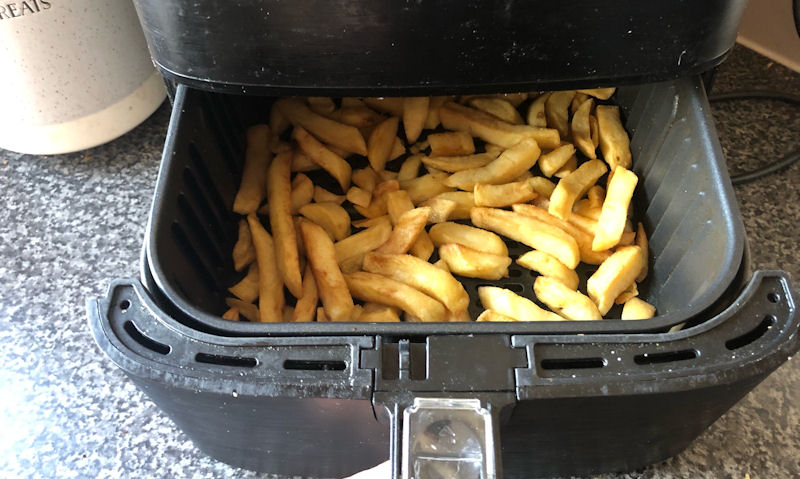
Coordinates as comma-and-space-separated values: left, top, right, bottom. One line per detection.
383, 394, 513, 479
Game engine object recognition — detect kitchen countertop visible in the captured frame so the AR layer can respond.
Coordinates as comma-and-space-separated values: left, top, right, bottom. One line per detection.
1, 45, 798, 479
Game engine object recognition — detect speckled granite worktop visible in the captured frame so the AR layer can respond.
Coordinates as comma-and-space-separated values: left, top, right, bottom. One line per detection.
1, 45, 798, 478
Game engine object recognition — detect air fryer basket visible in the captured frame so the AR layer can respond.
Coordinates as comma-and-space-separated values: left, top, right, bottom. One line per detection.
144, 76, 745, 335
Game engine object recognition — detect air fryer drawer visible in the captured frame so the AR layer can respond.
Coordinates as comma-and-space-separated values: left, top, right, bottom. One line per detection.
88, 75, 800, 478
145, 76, 745, 335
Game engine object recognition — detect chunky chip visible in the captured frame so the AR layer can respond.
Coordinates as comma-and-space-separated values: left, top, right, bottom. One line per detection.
429, 222, 508, 256
363, 252, 470, 313
479, 286, 564, 322
427, 131, 475, 156
345, 271, 447, 322
368, 116, 399, 172
439, 102, 560, 149
593, 166, 638, 251
534, 276, 602, 321
299, 220, 354, 322
445, 138, 541, 190
471, 207, 580, 269
596, 105, 631, 171
299, 202, 351, 241
233, 125, 271, 214
516, 250, 579, 290
621, 297, 656, 320
277, 97, 367, 155
473, 180, 537, 207
548, 159, 608, 220
587, 245, 645, 315
438, 243, 511, 280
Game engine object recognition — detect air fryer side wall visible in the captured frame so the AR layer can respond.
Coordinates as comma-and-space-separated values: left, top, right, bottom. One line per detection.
127, 374, 390, 478
502, 375, 765, 477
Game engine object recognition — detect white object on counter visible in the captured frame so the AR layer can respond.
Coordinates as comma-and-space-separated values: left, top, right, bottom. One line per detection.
737, 0, 800, 73
0, 0, 166, 155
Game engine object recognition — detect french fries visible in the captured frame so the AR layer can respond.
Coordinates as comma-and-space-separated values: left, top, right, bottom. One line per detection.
526, 92, 550, 127
298, 202, 351, 241
359, 302, 402, 322
427, 131, 475, 156
621, 297, 656, 320
474, 180, 537, 207
425, 96, 450, 130
398, 155, 422, 181
368, 116, 399, 172
472, 207, 580, 269
596, 105, 631, 170
290, 173, 314, 214
227, 90, 652, 324
511, 203, 611, 265
247, 214, 284, 322
354, 180, 400, 218
299, 220, 354, 321
476, 310, 518, 322
445, 138, 541, 190
221, 307, 240, 322
424, 191, 474, 220
228, 263, 260, 303
422, 152, 498, 172
375, 207, 430, 254
528, 177, 556, 198
232, 219, 256, 271
334, 216, 392, 270
538, 143, 575, 177
545, 90, 575, 138
635, 222, 649, 282
363, 252, 469, 313
593, 166, 638, 251
479, 286, 564, 321
233, 125, 271, 214
277, 97, 367, 156
548, 159, 608, 220
267, 150, 304, 298
438, 243, 511, 280
313, 185, 345, 204
292, 265, 318, 322
225, 297, 259, 322
534, 276, 602, 321
403, 97, 429, 143
516, 250, 579, 290
615, 281, 639, 304
329, 105, 384, 129
385, 190, 436, 260
468, 97, 524, 124
429, 222, 508, 256
346, 186, 372, 207
292, 126, 352, 192
571, 98, 596, 160
587, 246, 644, 315
424, 197, 457, 223
345, 271, 447, 322
439, 102, 560, 149
578, 88, 616, 100
352, 167, 379, 193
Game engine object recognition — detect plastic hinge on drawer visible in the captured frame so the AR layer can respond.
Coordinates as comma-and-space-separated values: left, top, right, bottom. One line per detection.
362, 336, 527, 478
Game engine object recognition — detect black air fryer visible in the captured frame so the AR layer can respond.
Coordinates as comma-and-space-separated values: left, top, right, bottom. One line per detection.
88, 1, 799, 478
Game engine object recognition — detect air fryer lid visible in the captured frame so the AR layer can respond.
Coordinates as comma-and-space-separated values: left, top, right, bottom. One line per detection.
132, 0, 748, 96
